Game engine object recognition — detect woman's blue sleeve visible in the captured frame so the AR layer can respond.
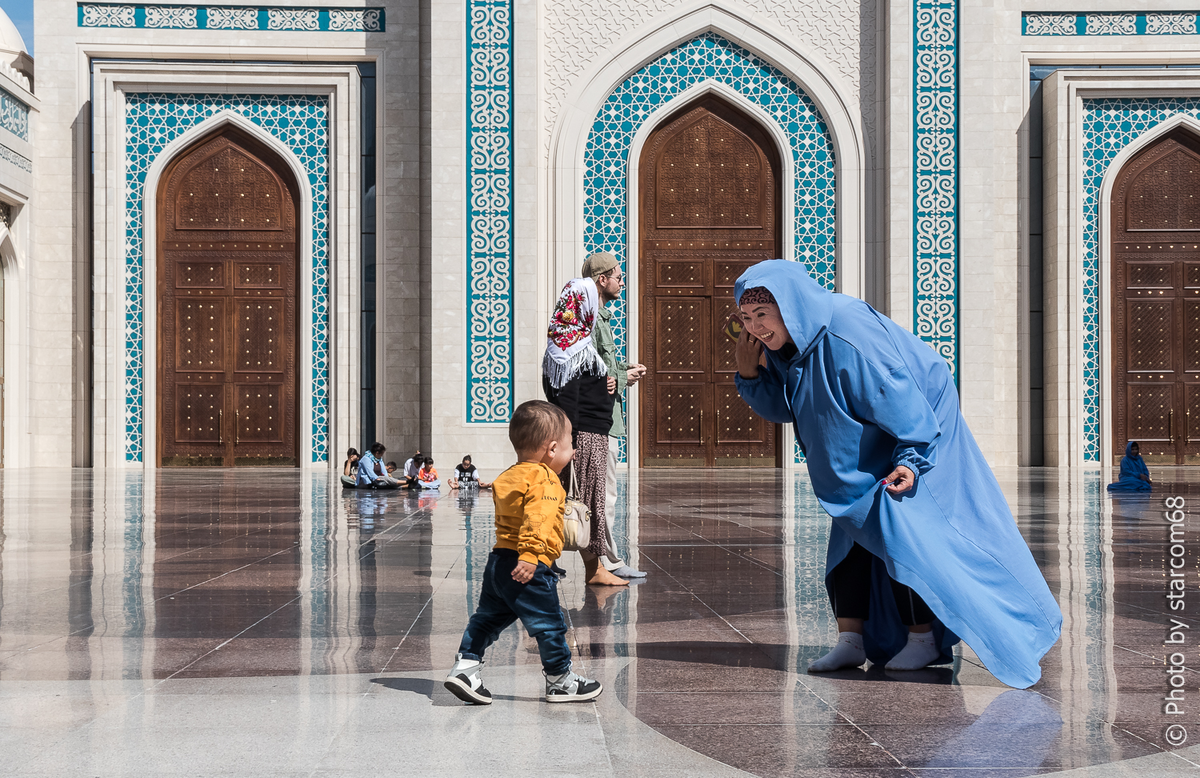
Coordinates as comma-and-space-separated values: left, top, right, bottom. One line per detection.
843, 352, 941, 475
734, 360, 794, 424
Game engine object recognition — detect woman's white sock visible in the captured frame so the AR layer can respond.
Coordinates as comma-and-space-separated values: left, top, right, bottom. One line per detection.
884, 630, 940, 670
808, 632, 866, 672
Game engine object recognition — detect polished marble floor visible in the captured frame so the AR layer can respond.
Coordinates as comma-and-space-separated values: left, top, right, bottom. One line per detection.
0, 466, 1198, 776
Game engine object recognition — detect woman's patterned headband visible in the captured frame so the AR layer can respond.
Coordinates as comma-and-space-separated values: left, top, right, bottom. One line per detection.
739, 287, 777, 306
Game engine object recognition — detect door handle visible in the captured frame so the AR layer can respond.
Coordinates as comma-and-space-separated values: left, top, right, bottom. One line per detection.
1170, 409, 1175, 445
716, 408, 720, 446
699, 409, 703, 445
236, 408, 240, 445
219, 409, 223, 445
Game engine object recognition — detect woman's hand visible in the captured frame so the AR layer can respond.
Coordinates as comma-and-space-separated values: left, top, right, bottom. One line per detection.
736, 326, 764, 379
607, 376, 617, 394
884, 465, 916, 495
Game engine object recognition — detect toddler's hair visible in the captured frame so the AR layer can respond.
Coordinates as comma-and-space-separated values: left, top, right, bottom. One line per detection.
424, 456, 434, 466
386, 461, 398, 470
509, 400, 569, 454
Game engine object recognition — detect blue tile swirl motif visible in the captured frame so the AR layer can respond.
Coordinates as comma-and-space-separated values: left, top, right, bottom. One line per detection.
913, 0, 959, 378
1081, 98, 1200, 462
124, 93, 330, 463
465, 0, 514, 423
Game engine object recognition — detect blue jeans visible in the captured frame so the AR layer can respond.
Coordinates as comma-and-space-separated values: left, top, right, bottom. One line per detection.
458, 549, 572, 676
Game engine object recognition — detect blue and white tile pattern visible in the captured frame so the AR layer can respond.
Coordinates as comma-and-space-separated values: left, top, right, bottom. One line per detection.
1024, 12, 1200, 35
79, 4, 384, 31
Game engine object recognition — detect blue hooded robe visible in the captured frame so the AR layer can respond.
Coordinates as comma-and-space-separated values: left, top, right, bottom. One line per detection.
733, 260, 1061, 689
1107, 441, 1151, 492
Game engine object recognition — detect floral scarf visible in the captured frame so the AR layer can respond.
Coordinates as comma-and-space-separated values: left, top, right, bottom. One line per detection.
543, 277, 607, 389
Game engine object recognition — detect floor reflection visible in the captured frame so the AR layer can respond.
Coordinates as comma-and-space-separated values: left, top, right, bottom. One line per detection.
0, 466, 1196, 775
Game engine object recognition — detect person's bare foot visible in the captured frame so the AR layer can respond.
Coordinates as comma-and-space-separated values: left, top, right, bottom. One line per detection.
584, 557, 629, 587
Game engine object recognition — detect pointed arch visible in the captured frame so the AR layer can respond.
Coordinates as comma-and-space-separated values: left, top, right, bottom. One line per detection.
140, 109, 316, 470
1098, 114, 1200, 467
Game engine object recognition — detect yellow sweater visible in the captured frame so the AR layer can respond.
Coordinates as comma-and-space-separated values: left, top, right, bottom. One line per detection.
492, 462, 565, 567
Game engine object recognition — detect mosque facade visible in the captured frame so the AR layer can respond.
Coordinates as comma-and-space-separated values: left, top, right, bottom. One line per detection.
0, 1, 1194, 471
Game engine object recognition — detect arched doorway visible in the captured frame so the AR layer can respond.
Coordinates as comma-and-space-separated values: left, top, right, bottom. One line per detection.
1111, 128, 1200, 465
638, 96, 782, 467
157, 128, 299, 467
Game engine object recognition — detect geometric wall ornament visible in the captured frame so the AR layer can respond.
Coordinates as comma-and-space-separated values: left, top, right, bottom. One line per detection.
124, 93, 330, 463
1024, 12, 1199, 36
913, 0, 959, 378
78, 4, 385, 31
583, 32, 838, 464
1081, 98, 1200, 461
0, 87, 29, 141
465, 0, 514, 423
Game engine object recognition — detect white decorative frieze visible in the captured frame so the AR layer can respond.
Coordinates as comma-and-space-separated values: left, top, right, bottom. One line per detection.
206, 7, 258, 29
0, 144, 31, 173
1147, 13, 1197, 34
80, 4, 136, 27
1023, 13, 1077, 35
267, 8, 319, 31
1085, 14, 1136, 35
330, 9, 382, 31
145, 6, 197, 28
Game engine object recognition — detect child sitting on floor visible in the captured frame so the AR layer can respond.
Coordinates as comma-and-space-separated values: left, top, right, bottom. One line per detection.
444, 400, 602, 705
417, 457, 441, 490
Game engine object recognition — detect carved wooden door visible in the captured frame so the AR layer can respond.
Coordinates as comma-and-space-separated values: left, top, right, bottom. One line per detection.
158, 129, 299, 467
1112, 129, 1200, 465
639, 97, 781, 466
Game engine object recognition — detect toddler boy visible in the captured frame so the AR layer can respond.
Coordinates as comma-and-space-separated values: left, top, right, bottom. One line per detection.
443, 400, 602, 704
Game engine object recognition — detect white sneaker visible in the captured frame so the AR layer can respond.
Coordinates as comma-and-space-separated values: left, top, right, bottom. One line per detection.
544, 667, 602, 703
444, 654, 492, 705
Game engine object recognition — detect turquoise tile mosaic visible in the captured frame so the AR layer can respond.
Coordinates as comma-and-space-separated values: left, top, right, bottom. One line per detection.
465, 0, 513, 424
1081, 98, 1200, 462
582, 33, 838, 463
124, 93, 330, 463
0, 87, 29, 141
1024, 12, 1199, 36
914, 0, 959, 379
78, 4, 384, 31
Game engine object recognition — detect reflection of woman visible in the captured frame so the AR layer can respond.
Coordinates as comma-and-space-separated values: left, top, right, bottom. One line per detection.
542, 277, 627, 587
1107, 441, 1152, 492
733, 259, 1060, 688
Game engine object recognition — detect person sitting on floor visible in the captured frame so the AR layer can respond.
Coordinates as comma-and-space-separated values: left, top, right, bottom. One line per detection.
417, 456, 442, 490
340, 448, 360, 488
403, 451, 423, 489
1107, 441, 1152, 493
357, 442, 401, 488
450, 455, 492, 490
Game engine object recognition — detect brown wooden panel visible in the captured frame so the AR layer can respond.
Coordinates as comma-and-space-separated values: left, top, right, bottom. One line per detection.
1186, 263, 1200, 288
1125, 300, 1173, 372
158, 128, 299, 467
175, 145, 284, 231
1186, 300, 1200, 374
639, 95, 780, 466
177, 262, 224, 289
1127, 262, 1172, 288
176, 299, 225, 373
655, 384, 704, 446
236, 384, 283, 443
235, 300, 285, 373
1126, 383, 1172, 443
175, 384, 223, 444
235, 262, 283, 289
1187, 384, 1200, 444
1126, 149, 1200, 231
654, 297, 710, 375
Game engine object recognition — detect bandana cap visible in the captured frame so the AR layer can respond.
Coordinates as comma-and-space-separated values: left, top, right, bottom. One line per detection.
738, 287, 777, 306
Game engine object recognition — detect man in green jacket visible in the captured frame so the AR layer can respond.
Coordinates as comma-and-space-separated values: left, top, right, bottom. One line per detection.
582, 252, 647, 579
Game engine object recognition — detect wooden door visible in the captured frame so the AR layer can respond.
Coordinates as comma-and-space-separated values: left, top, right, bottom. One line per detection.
1112, 128, 1200, 465
158, 129, 299, 467
639, 97, 781, 467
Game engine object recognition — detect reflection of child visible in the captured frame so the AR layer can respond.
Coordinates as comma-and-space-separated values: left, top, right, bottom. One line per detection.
418, 457, 441, 490
444, 400, 602, 705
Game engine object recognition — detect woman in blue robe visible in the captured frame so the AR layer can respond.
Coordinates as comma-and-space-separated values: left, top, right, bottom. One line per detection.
1107, 441, 1152, 492
733, 260, 1061, 689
